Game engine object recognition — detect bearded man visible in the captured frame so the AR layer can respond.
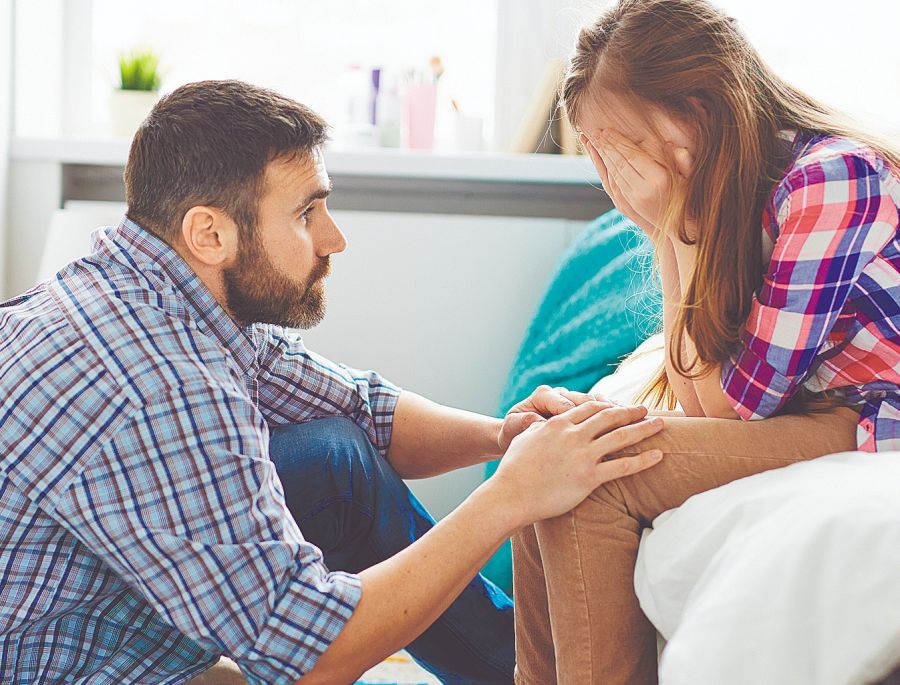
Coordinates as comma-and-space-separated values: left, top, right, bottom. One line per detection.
0, 80, 664, 685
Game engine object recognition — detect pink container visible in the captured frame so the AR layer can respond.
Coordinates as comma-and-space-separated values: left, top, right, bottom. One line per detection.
403, 84, 437, 150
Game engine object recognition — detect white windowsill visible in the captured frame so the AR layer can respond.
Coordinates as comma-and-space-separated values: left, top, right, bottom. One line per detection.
10, 137, 598, 186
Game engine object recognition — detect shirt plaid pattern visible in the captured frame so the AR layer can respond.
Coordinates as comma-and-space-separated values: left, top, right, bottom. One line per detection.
722, 132, 900, 451
0, 218, 401, 684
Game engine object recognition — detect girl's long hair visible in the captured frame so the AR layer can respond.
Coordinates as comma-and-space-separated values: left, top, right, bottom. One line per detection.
562, 0, 900, 410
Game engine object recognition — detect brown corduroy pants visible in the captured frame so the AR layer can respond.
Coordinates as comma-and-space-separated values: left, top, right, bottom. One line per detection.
512, 407, 859, 685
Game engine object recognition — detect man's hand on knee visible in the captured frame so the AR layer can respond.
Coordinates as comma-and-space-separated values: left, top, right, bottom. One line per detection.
499, 384, 617, 452
490, 402, 665, 524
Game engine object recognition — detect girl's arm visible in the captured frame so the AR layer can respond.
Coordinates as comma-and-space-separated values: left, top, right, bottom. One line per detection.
656, 236, 705, 416
720, 155, 895, 421
580, 128, 751, 418
669, 235, 739, 419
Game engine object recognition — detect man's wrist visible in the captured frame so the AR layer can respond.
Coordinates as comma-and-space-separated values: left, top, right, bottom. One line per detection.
486, 417, 504, 460
469, 476, 527, 535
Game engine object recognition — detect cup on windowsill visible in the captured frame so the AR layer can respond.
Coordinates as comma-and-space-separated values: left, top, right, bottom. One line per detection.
450, 113, 484, 152
403, 84, 437, 150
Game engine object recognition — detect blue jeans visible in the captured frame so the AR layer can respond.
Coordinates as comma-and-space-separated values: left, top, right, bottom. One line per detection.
269, 417, 515, 685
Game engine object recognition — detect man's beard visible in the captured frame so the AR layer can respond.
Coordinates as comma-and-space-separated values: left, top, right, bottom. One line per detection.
223, 234, 330, 329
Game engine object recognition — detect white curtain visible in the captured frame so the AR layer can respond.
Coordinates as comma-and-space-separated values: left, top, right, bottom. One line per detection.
495, 0, 900, 149
0, 0, 12, 298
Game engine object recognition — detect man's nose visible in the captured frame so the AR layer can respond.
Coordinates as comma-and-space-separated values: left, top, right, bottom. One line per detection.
317, 215, 348, 257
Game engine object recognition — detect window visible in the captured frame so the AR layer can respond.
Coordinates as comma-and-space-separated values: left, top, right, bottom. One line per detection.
15, 0, 499, 143
12, 1, 897, 144
723, 0, 898, 134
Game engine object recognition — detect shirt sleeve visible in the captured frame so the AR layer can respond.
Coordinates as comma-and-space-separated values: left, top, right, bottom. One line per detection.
252, 325, 401, 456
721, 151, 897, 419
50, 379, 360, 685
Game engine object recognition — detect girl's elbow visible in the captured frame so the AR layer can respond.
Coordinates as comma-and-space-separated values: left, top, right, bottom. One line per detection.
697, 389, 740, 419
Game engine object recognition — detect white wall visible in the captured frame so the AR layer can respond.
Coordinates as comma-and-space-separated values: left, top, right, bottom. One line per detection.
12, 0, 64, 138
732, 0, 900, 135
303, 210, 582, 516
0, 0, 11, 287
5, 160, 62, 296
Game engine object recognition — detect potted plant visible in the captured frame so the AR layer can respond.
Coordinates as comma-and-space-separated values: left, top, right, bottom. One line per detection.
109, 50, 161, 139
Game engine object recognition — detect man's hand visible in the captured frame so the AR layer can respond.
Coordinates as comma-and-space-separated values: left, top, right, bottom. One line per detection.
299, 401, 663, 685
490, 402, 665, 524
499, 385, 613, 452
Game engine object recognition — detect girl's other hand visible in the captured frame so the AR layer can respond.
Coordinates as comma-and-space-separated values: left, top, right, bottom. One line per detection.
581, 132, 661, 243
586, 129, 693, 243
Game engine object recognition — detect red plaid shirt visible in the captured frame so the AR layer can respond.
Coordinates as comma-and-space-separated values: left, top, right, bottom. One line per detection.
722, 131, 900, 451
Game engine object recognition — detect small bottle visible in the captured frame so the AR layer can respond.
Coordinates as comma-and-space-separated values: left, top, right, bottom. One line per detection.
337, 64, 377, 148
375, 70, 402, 148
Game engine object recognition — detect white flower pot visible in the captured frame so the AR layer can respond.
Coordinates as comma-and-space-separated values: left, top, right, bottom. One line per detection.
109, 89, 159, 139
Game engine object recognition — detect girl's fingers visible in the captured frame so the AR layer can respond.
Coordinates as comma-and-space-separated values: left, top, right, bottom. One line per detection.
599, 129, 652, 181
585, 133, 649, 226
669, 144, 694, 178
602, 160, 625, 205
599, 150, 638, 215
596, 143, 644, 201
591, 139, 635, 195
582, 135, 612, 189
553, 387, 609, 408
596, 145, 630, 186
602, 160, 640, 220
583, 133, 620, 196
595, 137, 639, 186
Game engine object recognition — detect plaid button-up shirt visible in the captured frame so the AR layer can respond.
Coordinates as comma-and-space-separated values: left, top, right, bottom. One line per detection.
722, 132, 900, 451
0, 218, 400, 684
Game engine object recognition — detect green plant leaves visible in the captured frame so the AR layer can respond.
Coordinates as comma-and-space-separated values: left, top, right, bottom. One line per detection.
118, 51, 161, 91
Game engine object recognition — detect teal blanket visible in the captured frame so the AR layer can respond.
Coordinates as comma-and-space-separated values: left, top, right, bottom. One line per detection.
484, 209, 662, 592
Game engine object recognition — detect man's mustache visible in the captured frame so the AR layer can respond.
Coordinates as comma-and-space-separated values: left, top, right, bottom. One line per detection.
309, 256, 331, 283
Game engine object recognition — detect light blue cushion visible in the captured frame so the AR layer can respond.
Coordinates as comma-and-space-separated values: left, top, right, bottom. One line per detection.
483, 209, 662, 592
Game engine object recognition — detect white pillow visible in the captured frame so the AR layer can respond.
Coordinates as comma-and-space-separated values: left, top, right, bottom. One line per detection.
590, 332, 682, 411
635, 451, 900, 685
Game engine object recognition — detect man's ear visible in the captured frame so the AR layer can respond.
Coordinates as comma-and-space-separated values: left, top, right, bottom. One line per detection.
179, 206, 238, 267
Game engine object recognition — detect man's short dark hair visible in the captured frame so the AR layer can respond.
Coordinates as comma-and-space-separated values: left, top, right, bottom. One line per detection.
124, 79, 329, 242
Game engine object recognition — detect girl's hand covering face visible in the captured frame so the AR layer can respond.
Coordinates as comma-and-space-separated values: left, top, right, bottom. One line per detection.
581, 129, 693, 243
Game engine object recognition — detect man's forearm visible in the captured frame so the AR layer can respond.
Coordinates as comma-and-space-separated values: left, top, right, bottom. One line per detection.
298, 479, 518, 684
386, 391, 503, 479
300, 399, 668, 684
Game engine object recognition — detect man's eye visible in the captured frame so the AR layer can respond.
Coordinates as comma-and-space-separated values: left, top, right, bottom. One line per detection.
299, 207, 313, 221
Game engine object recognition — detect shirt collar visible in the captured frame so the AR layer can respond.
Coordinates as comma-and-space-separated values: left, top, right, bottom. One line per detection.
95, 217, 259, 375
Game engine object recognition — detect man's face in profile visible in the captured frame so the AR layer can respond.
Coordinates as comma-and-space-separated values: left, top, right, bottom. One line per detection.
223, 150, 347, 329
